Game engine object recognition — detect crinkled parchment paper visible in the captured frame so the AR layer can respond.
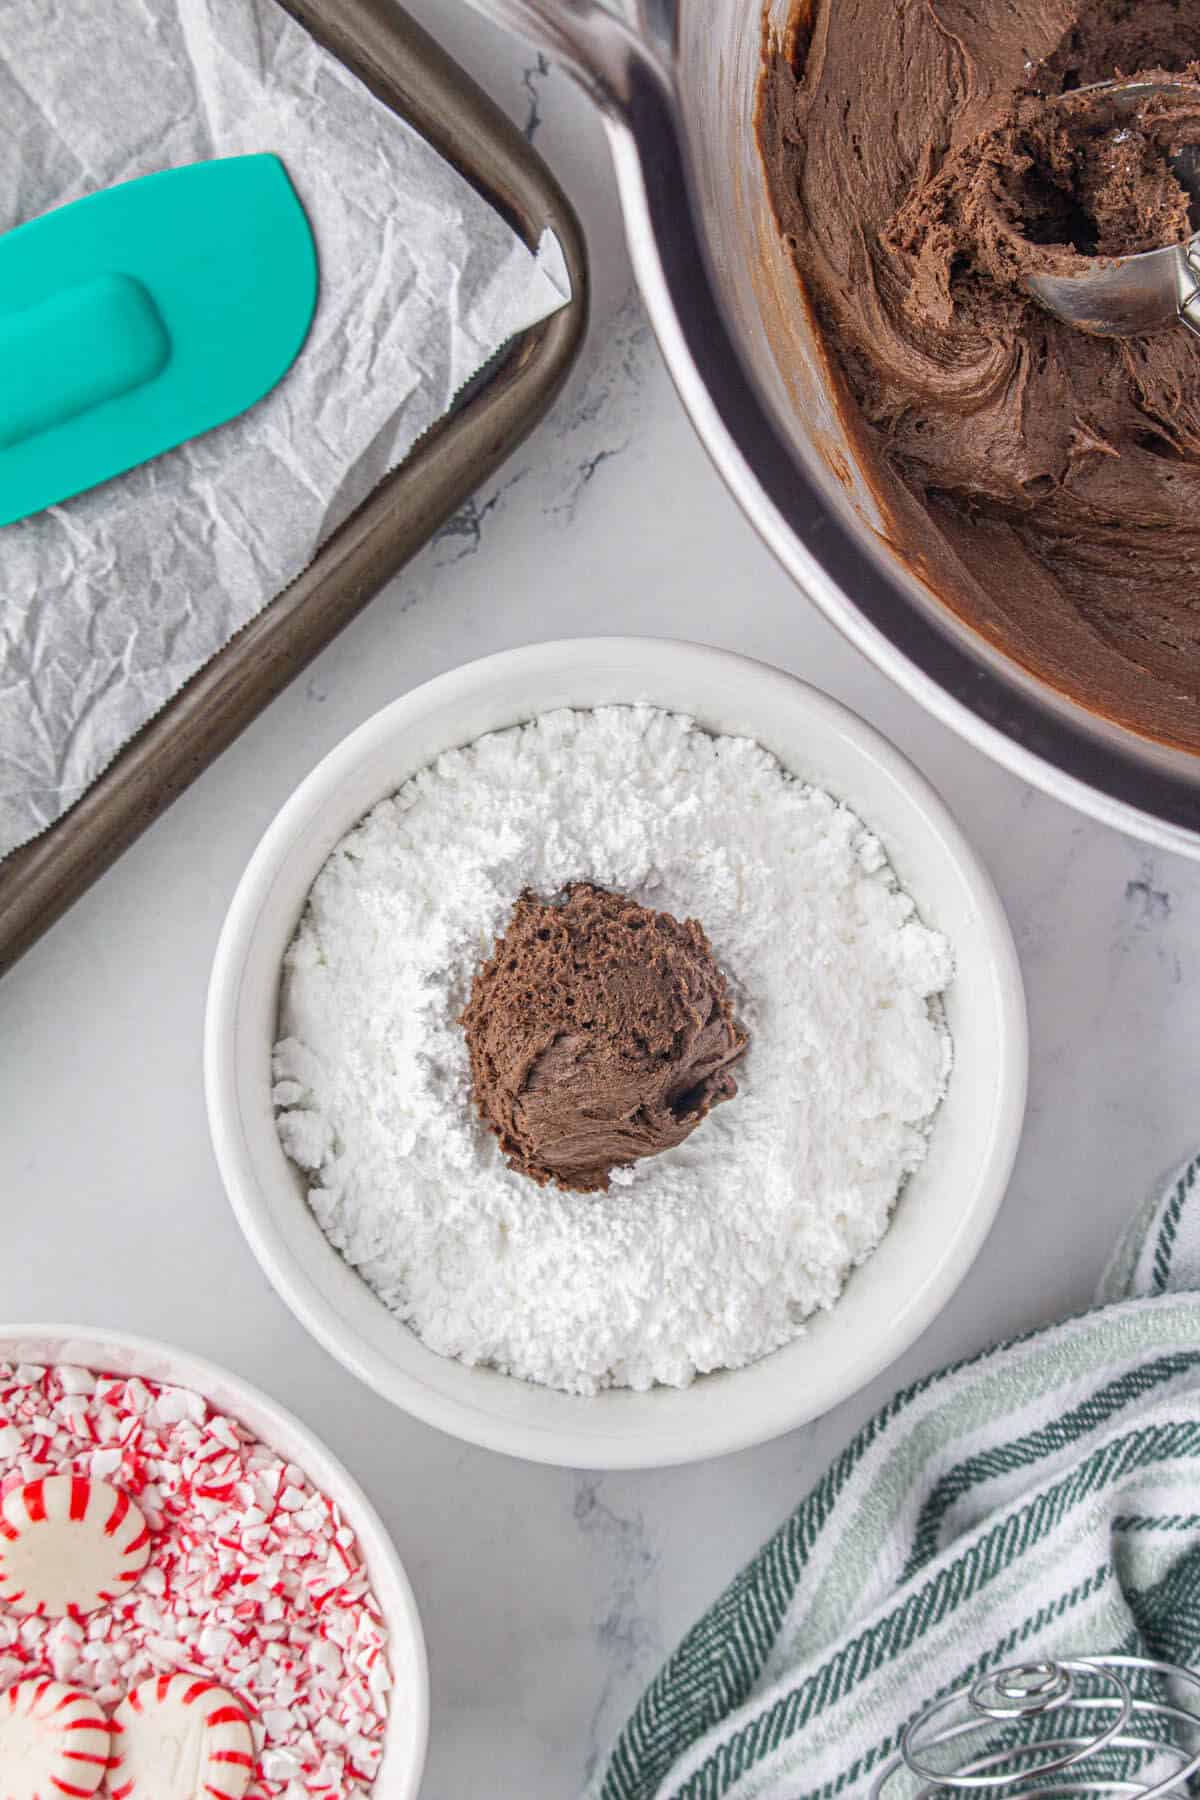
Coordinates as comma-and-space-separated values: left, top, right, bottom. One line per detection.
0, 0, 569, 858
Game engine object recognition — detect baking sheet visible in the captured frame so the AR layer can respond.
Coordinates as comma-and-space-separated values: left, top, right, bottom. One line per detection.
0, 0, 570, 859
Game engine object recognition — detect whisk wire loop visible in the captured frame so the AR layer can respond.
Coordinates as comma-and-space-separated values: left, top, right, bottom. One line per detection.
872, 1655, 1200, 1799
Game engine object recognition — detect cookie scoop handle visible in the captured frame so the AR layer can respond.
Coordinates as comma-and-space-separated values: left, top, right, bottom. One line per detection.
1180, 245, 1200, 339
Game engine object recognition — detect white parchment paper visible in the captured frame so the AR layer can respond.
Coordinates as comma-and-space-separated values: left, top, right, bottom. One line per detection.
0, 0, 570, 858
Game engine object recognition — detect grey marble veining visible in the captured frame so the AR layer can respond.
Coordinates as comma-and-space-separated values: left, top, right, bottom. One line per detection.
4, 11, 1200, 1798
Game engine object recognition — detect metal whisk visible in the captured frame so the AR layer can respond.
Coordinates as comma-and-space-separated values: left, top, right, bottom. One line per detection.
870, 1655, 1200, 1797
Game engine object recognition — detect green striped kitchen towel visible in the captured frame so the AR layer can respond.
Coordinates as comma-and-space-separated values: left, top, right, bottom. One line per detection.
593, 1153, 1200, 1800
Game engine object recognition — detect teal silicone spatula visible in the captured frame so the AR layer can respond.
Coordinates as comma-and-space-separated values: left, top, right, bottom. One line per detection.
0, 155, 318, 527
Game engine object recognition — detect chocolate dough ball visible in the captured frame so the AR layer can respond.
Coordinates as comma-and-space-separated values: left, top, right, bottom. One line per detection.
462, 884, 748, 1194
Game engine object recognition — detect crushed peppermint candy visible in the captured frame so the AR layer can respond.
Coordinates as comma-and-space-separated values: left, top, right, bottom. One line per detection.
0, 1364, 391, 1798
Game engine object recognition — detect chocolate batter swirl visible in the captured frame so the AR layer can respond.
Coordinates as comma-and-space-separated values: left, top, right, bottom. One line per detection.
760, 1, 1200, 750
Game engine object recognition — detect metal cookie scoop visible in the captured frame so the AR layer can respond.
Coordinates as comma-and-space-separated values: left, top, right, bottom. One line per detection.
1025, 78, 1200, 338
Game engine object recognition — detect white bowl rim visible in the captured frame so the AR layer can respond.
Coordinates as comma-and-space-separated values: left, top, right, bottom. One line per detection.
0, 1323, 429, 1796
206, 635, 1028, 1469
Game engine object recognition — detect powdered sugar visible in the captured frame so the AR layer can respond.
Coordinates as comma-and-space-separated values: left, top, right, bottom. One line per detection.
274, 706, 953, 1395
0, 1364, 390, 1797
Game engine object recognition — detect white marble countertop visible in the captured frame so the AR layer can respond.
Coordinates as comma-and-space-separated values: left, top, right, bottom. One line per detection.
5, 9, 1200, 1796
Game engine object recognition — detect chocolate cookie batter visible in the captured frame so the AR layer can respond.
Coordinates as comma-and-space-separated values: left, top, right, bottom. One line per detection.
759, 1, 1200, 749
462, 884, 748, 1194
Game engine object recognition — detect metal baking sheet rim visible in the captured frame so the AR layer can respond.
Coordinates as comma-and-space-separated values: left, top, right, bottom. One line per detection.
0, 0, 588, 976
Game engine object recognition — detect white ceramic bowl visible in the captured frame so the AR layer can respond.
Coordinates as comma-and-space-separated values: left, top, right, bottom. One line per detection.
206, 638, 1027, 1470
0, 1327, 428, 1796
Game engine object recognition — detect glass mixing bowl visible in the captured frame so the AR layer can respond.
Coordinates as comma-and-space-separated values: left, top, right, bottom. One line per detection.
465, 0, 1200, 854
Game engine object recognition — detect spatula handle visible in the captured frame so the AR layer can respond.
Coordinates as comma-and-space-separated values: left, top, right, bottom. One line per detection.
0, 274, 168, 452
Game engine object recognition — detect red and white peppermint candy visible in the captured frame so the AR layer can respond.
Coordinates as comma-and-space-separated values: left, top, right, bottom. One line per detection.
0, 1678, 112, 1799
108, 1676, 254, 1800
0, 1477, 151, 1619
